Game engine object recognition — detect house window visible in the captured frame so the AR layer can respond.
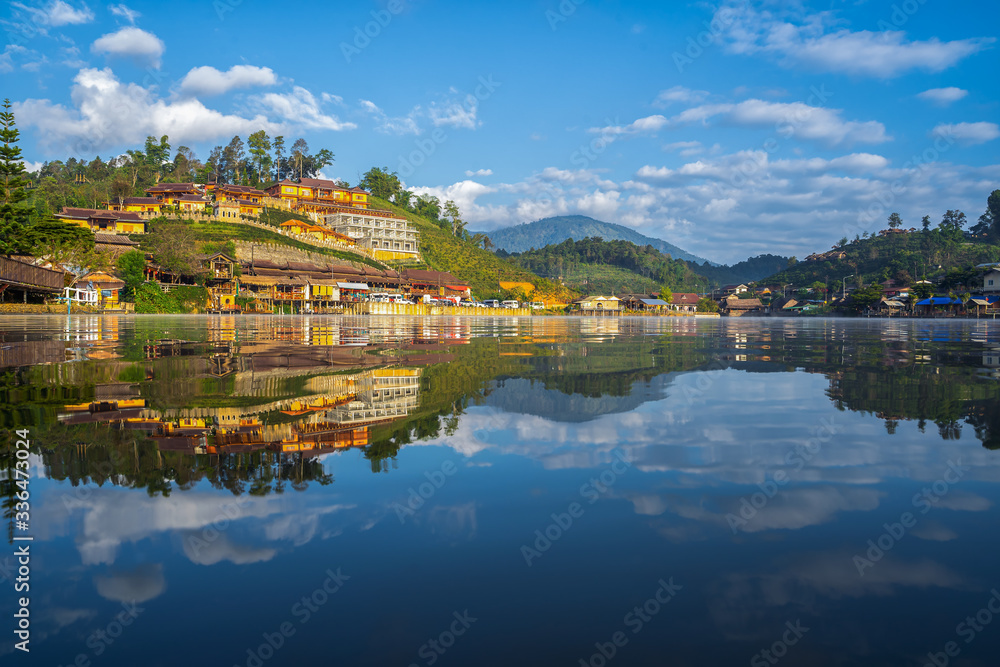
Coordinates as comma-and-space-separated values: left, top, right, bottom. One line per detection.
990, 279, 995, 286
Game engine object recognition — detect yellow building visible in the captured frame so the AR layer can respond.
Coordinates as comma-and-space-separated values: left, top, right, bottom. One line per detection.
116, 197, 162, 214
56, 208, 146, 234
146, 183, 204, 206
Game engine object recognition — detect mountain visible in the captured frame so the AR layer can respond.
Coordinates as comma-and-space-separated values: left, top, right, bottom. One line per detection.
481, 215, 715, 265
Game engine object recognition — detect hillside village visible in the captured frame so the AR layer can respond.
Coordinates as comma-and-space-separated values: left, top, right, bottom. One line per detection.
1, 102, 999, 317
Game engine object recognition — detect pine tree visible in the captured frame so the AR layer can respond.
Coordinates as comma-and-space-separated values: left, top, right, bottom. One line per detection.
0, 99, 33, 255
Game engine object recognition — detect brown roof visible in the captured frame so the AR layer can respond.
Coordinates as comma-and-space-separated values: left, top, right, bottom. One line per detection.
404, 269, 461, 285
147, 183, 201, 193
726, 298, 763, 310
175, 195, 208, 202
94, 233, 139, 246
58, 207, 118, 220
298, 178, 340, 189
671, 293, 700, 304
116, 212, 144, 222
123, 197, 160, 205
286, 261, 328, 273
74, 271, 125, 288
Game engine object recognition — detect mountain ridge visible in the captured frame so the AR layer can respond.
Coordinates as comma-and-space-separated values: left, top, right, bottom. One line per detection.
478, 215, 716, 265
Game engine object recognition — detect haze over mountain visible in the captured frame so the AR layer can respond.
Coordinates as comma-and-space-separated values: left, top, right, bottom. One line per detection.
480, 216, 716, 265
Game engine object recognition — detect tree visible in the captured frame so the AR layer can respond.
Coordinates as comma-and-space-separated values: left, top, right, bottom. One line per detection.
444, 200, 466, 238
660, 287, 672, 303
309, 148, 335, 178
27, 219, 94, 266
393, 189, 412, 209
290, 139, 308, 181
836, 237, 848, 248
696, 297, 718, 312
939, 209, 967, 233
0, 99, 33, 254
787, 256, 797, 267
144, 135, 171, 183
849, 285, 883, 312
223, 135, 245, 184
910, 282, 934, 300
414, 195, 441, 220
145, 219, 204, 282
247, 130, 272, 186
988, 190, 1000, 239
921, 215, 931, 232
115, 250, 147, 299
360, 167, 401, 200
887, 212, 902, 229
272, 135, 285, 181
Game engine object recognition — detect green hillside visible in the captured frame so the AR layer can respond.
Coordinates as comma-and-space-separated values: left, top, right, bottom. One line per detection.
502, 237, 705, 294
766, 227, 1000, 290
368, 196, 578, 302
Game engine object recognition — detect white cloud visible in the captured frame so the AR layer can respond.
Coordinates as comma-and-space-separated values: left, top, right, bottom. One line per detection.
93, 564, 166, 603
179, 65, 278, 97
15, 67, 285, 153
181, 534, 276, 566
653, 86, 709, 108
594, 98, 886, 147
257, 86, 356, 131
715, 3, 993, 78
931, 122, 1000, 146
428, 97, 479, 129
12, 0, 94, 28
680, 99, 889, 146
663, 141, 704, 157
465, 168, 493, 177
593, 114, 669, 137
91, 26, 165, 68
108, 3, 140, 24
916, 87, 968, 106
21, 160, 45, 173
359, 99, 420, 135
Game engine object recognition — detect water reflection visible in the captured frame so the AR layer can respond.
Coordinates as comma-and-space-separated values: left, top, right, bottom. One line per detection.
1, 315, 999, 665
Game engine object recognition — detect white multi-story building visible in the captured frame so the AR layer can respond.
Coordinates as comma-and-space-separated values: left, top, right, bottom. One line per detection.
325, 208, 420, 260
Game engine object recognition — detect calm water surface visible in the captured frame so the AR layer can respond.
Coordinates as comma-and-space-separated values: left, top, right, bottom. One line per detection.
2, 315, 1000, 666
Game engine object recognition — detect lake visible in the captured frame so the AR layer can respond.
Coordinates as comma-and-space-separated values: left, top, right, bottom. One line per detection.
2, 315, 999, 666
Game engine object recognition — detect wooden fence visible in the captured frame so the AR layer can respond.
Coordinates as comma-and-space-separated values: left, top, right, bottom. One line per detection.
0, 256, 65, 291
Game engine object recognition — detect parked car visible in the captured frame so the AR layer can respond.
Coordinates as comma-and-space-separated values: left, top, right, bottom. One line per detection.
483, 299, 500, 308
501, 300, 519, 309
529, 302, 545, 310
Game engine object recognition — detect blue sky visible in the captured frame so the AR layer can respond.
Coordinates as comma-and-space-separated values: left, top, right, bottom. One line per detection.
3, 0, 998, 263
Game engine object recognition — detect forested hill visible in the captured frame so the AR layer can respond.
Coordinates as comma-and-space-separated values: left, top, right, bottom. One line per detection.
481, 215, 713, 265
687, 254, 791, 286
500, 237, 706, 294
765, 209, 1000, 289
